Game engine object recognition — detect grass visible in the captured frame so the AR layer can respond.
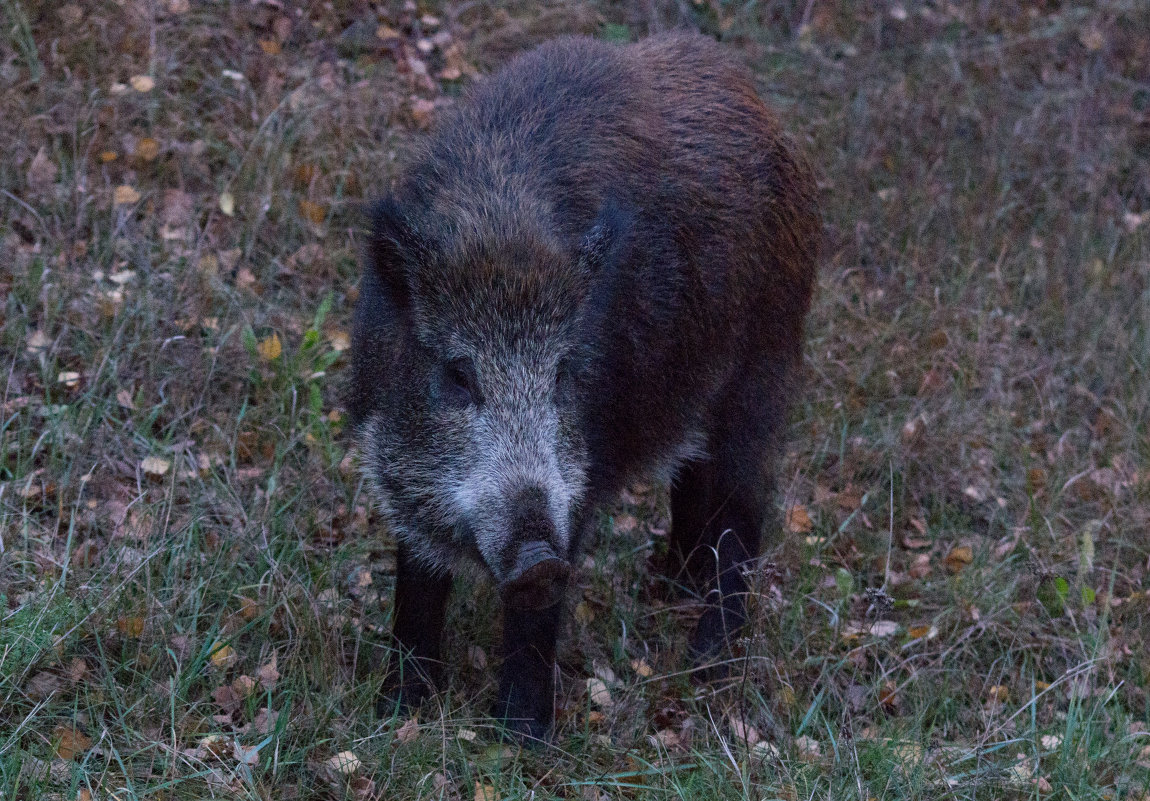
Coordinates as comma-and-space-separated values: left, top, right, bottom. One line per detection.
2, 0, 1149, 798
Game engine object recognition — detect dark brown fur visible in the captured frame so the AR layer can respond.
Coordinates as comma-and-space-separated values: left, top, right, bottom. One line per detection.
349, 32, 818, 740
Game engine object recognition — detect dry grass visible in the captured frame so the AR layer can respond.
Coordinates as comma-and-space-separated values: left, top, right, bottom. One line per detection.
1, 0, 1148, 799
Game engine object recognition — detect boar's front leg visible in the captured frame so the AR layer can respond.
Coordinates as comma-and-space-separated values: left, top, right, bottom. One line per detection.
494, 600, 564, 742
377, 541, 452, 717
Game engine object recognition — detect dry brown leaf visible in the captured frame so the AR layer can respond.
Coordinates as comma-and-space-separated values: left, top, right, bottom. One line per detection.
27, 147, 58, 195
135, 137, 161, 161
232, 675, 256, 698
944, 545, 973, 574
258, 39, 282, 55
98, 150, 118, 163
474, 782, 499, 801
727, 716, 761, 746
784, 504, 813, 534
257, 333, 282, 361
987, 685, 1009, 703
298, 199, 327, 224
68, 658, 89, 683
257, 653, 279, 690
114, 185, 141, 205
53, 727, 92, 760
395, 716, 420, 743
630, 658, 653, 678
117, 616, 145, 637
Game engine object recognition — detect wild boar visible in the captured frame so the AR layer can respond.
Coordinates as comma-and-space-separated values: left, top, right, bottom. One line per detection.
348, 31, 818, 740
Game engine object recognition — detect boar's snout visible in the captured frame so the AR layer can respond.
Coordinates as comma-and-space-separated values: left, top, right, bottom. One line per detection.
498, 487, 569, 610
502, 540, 570, 610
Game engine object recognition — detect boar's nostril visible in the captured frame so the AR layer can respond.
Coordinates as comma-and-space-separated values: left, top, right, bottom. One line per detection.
501, 540, 570, 610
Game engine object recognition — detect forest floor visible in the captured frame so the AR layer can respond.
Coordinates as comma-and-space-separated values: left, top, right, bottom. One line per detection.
1, 0, 1148, 799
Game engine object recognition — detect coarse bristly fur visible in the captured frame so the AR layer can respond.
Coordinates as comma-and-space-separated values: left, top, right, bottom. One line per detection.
347, 31, 819, 741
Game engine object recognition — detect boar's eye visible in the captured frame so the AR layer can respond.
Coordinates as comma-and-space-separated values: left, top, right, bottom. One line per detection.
439, 357, 482, 408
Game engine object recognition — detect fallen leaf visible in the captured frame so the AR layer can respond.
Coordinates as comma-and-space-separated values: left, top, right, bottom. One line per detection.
944, 545, 973, 574
907, 624, 937, 641
210, 643, 237, 669
116, 389, 135, 409
232, 675, 256, 698
298, 199, 326, 224
257, 653, 279, 689
57, 371, 81, 388
630, 658, 653, 678
869, 620, 899, 637
327, 751, 361, 776
117, 616, 145, 637
135, 137, 161, 161
257, 333, 282, 361
258, 39, 281, 55
1040, 734, 1062, 750
26, 329, 52, 352
785, 505, 813, 534
129, 74, 155, 92
53, 727, 92, 760
909, 553, 931, 578
327, 329, 350, 352
728, 716, 760, 746
586, 677, 612, 708
987, 685, 1009, 703
167, 0, 190, 12
114, 185, 141, 205
98, 150, 118, 162
219, 192, 235, 216
233, 740, 260, 766
395, 716, 419, 743
141, 456, 171, 478
26, 147, 59, 195
795, 735, 821, 760
474, 782, 499, 801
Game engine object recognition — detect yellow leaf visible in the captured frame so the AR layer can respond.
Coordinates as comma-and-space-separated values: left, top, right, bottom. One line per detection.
129, 74, 155, 92
475, 782, 499, 801
98, 150, 118, 163
258, 38, 281, 55
257, 333, 282, 361
298, 198, 327, 224
114, 185, 141, 205
785, 505, 813, 534
327, 329, 350, 352
630, 658, 653, 678
210, 643, 237, 669
944, 545, 973, 574
135, 137, 161, 161
907, 624, 936, 640
987, 685, 1009, 703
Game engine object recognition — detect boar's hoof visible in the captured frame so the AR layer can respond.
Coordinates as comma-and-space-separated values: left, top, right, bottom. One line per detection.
376, 669, 434, 718
501, 541, 570, 611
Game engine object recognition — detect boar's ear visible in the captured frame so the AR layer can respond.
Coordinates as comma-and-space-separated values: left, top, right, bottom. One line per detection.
577, 198, 634, 278
367, 196, 423, 312
576, 198, 634, 335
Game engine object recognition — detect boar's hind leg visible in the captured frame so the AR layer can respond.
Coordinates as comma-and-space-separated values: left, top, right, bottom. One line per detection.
494, 601, 564, 742
673, 362, 789, 670
377, 542, 452, 717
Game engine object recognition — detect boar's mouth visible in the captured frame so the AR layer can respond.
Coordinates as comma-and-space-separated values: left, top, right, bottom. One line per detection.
500, 540, 570, 610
